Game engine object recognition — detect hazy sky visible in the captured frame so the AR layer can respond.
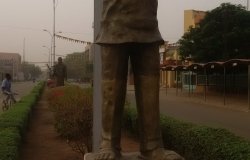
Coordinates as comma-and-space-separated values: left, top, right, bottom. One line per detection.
0, 0, 247, 67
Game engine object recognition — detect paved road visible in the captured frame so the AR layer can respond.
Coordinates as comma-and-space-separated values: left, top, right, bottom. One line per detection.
127, 87, 250, 141
0, 81, 37, 113
12, 81, 37, 97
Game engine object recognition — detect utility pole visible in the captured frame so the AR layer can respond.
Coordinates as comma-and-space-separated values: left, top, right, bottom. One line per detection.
93, 0, 102, 152
22, 38, 26, 81
12, 58, 15, 81
42, 46, 51, 67
53, 0, 56, 66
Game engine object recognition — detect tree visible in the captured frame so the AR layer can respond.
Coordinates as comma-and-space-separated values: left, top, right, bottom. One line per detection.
21, 62, 42, 80
179, 3, 250, 62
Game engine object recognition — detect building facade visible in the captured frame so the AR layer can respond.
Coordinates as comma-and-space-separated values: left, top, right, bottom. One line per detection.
0, 52, 21, 80
182, 10, 206, 89
64, 43, 93, 82
184, 10, 206, 33
160, 43, 182, 88
160, 10, 206, 88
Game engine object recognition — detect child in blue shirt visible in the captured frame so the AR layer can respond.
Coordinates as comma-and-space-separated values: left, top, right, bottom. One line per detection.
1, 73, 16, 104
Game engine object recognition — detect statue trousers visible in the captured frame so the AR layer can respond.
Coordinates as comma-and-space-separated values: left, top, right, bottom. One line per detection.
100, 42, 163, 155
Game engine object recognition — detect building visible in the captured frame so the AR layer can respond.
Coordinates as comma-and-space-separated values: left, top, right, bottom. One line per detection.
0, 52, 21, 80
159, 10, 206, 88
160, 43, 182, 88
184, 10, 206, 33
64, 43, 93, 82
182, 10, 206, 89
85, 43, 94, 62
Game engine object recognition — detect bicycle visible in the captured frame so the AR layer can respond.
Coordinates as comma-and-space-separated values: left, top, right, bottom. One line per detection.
1, 92, 18, 111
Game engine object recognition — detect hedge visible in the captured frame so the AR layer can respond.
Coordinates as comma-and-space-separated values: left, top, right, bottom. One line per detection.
0, 81, 45, 160
123, 107, 250, 160
0, 128, 21, 160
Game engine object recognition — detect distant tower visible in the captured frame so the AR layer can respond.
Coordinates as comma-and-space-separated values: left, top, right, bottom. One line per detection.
184, 10, 206, 33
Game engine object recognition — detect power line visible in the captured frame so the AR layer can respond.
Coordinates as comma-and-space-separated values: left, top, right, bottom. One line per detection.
62, 31, 93, 35
55, 34, 92, 44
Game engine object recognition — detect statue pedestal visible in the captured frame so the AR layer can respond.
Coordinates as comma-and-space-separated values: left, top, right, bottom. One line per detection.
84, 152, 140, 160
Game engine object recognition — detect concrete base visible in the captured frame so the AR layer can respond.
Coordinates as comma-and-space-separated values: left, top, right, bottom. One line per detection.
84, 152, 140, 160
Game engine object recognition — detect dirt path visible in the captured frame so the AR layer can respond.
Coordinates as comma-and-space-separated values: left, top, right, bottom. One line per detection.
19, 91, 83, 160
19, 91, 139, 160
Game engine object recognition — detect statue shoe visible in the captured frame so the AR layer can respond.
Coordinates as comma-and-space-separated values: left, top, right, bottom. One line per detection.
95, 148, 121, 160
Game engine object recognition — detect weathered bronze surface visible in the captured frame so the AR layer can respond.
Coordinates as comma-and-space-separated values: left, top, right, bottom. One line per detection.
53, 57, 67, 87
96, 0, 163, 44
92, 0, 184, 160
85, 152, 139, 160
85, 150, 184, 160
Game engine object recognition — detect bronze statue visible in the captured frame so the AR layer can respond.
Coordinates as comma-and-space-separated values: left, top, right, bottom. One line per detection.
53, 57, 67, 87
94, 0, 184, 159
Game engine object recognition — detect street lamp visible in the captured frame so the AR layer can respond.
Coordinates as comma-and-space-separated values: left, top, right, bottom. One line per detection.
53, 0, 56, 67
42, 0, 60, 67
43, 29, 62, 67
42, 46, 51, 67
43, 29, 53, 67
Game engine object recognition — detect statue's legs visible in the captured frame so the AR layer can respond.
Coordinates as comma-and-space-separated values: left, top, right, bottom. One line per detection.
96, 43, 184, 160
130, 43, 162, 153
96, 44, 129, 160
130, 43, 184, 160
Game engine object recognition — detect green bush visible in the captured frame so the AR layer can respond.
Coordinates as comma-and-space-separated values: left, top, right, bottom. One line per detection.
0, 128, 21, 160
0, 81, 45, 160
123, 107, 250, 160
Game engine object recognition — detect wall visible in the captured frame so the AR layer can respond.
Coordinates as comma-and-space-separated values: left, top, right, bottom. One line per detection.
184, 10, 206, 33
